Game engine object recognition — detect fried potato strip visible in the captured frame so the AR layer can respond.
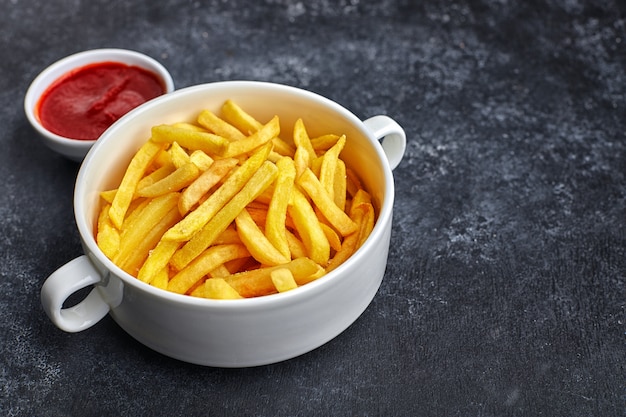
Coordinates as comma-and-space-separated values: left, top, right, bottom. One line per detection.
109, 140, 164, 229
171, 160, 278, 270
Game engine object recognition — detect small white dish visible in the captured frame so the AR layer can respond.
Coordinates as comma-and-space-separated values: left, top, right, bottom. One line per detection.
24, 48, 174, 162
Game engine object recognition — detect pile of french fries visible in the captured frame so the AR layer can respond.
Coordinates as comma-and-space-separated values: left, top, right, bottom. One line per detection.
96, 100, 376, 299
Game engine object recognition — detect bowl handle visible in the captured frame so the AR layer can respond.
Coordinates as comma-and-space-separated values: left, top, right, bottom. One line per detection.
41, 255, 111, 333
363, 115, 406, 170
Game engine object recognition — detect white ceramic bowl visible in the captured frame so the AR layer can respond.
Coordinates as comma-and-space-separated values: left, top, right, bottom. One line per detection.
24, 48, 174, 162
40, 81, 406, 367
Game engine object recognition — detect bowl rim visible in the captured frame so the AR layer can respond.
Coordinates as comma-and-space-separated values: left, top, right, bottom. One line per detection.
76, 80, 395, 310
23, 48, 175, 149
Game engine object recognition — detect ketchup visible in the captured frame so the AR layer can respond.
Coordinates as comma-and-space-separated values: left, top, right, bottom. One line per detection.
36, 61, 165, 140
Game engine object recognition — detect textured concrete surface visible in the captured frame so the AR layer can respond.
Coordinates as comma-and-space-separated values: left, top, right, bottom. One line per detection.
1, 1, 624, 416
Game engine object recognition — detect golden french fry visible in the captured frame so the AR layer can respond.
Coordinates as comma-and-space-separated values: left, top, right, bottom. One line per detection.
188, 150, 214, 171
208, 264, 232, 278
153, 147, 173, 167
285, 230, 307, 259
320, 222, 342, 252
350, 190, 375, 238
120, 198, 149, 231
213, 225, 243, 245
116, 194, 178, 252
168, 141, 190, 168
221, 99, 263, 135
265, 157, 296, 259
137, 239, 181, 283
136, 163, 176, 191
224, 257, 323, 298
356, 202, 375, 247
136, 163, 200, 198
293, 145, 310, 178
202, 278, 244, 299
236, 208, 289, 266
310, 154, 323, 177
304, 267, 326, 283
163, 143, 272, 242
293, 118, 317, 161
151, 124, 229, 156
271, 137, 296, 157
150, 267, 170, 289
99, 189, 117, 204
96, 203, 120, 259
346, 168, 362, 198
97, 223, 120, 259
178, 158, 239, 215
222, 115, 279, 158
96, 202, 111, 233
326, 223, 359, 273
120, 206, 182, 275
287, 188, 330, 266
197, 109, 247, 142
333, 159, 347, 211
297, 168, 357, 237
171, 122, 207, 132
114, 193, 181, 273
223, 257, 252, 274
267, 150, 283, 163
270, 268, 298, 292
167, 244, 250, 295
189, 285, 204, 297
310, 134, 340, 152
109, 139, 164, 229
319, 134, 346, 200
171, 160, 278, 270
350, 188, 372, 215
326, 199, 375, 272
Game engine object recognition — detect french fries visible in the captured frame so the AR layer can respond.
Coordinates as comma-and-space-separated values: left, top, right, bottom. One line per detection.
270, 268, 298, 293
162, 143, 272, 242
265, 157, 296, 259
151, 124, 229, 156
235, 208, 289, 266
95, 100, 377, 299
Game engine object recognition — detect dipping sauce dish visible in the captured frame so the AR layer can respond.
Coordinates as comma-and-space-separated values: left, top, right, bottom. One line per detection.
24, 48, 174, 161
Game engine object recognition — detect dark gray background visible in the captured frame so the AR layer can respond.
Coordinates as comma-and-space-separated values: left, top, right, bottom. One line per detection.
1, 1, 624, 416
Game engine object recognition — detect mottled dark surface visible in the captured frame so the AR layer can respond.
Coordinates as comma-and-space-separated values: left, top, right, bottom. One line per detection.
1, 1, 624, 416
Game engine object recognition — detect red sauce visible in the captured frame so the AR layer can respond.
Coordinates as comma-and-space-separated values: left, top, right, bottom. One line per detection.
36, 61, 166, 140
